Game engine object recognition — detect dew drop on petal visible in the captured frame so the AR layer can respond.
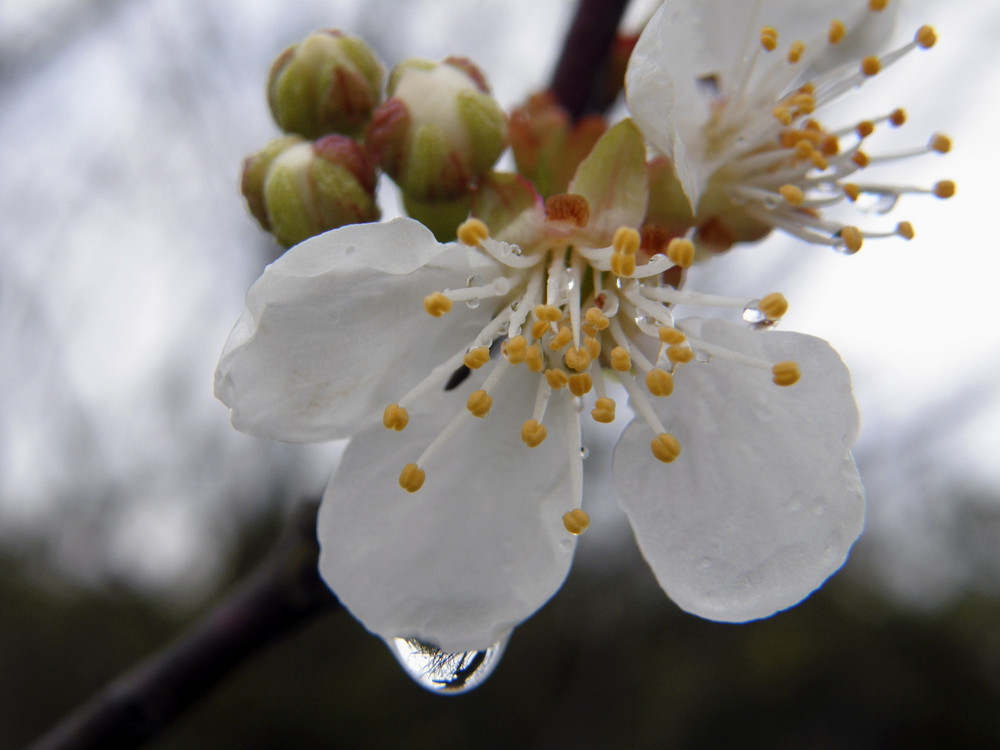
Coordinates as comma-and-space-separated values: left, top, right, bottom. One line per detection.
694, 349, 712, 363
388, 636, 508, 694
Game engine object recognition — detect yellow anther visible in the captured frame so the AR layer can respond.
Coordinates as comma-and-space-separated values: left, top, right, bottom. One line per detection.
667, 345, 694, 364
787, 41, 805, 64
525, 343, 544, 372
772, 106, 793, 126
463, 346, 491, 369
651, 433, 681, 463
791, 93, 815, 114
809, 151, 829, 170
841, 226, 863, 253
851, 151, 870, 168
610, 346, 631, 372
591, 397, 616, 424
868, 0, 888, 10
612, 226, 640, 255
534, 304, 562, 322
545, 368, 569, 390
457, 217, 489, 246
856, 121, 875, 139
530, 319, 551, 340
915, 24, 937, 49
890, 108, 906, 127
819, 134, 839, 157
521, 419, 547, 447
583, 336, 601, 360
562, 508, 591, 535
423, 292, 452, 317
568, 373, 593, 397
584, 306, 609, 330
828, 19, 846, 44
549, 325, 573, 351
645, 368, 674, 397
503, 335, 528, 364
772, 361, 801, 386
794, 140, 814, 160
760, 26, 778, 52
658, 327, 686, 346
934, 180, 955, 199
666, 237, 695, 268
399, 463, 425, 493
564, 346, 592, 372
759, 292, 789, 320
778, 185, 804, 206
581, 323, 597, 338
843, 183, 861, 202
930, 133, 951, 153
466, 389, 493, 417
896, 221, 915, 240
382, 404, 409, 431
860, 55, 881, 77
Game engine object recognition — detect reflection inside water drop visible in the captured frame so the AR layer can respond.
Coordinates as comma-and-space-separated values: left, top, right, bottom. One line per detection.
388, 635, 508, 694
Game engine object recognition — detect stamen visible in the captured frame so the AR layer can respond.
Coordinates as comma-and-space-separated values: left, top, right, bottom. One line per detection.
896, 221, 915, 240
610, 346, 631, 372
564, 346, 591, 372
860, 56, 881, 77
840, 226, 864, 253
457, 218, 490, 246
584, 306, 609, 330
383, 404, 409, 431
466, 389, 493, 417
503, 335, 528, 364
545, 368, 569, 390
666, 238, 695, 268
399, 463, 426, 493
563, 508, 590, 535
535, 304, 562, 322
591, 396, 616, 423
463, 347, 490, 369
645, 368, 674, 397
525, 343, 544, 372
868, 0, 888, 11
772, 361, 801, 386
549, 326, 573, 351
758, 292, 788, 319
760, 26, 778, 52
915, 25, 936, 49
610, 227, 639, 277
424, 292, 453, 317
930, 134, 951, 153
583, 336, 601, 360
521, 419, 547, 447
890, 108, 906, 127
828, 19, 846, 45
934, 180, 956, 198
787, 41, 805, 64
667, 345, 694, 364
651, 433, 681, 463
779, 184, 804, 206
659, 327, 686, 346
568, 373, 593, 397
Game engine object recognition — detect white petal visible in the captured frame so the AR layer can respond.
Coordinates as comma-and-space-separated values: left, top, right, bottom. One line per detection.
318, 365, 579, 653
614, 318, 864, 622
215, 218, 503, 442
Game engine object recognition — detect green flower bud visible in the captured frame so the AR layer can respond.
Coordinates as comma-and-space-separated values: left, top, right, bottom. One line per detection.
367, 57, 507, 202
246, 135, 379, 247
268, 29, 384, 139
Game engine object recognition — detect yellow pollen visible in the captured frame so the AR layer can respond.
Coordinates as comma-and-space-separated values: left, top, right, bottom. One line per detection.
890, 108, 906, 127
791, 93, 815, 114
534, 304, 562, 322
582, 323, 597, 338
934, 180, 955, 199
868, 0, 888, 11
759, 292, 789, 320
651, 433, 681, 463
794, 140, 813, 160
810, 151, 829, 170
828, 19, 846, 44
843, 183, 861, 202
568, 373, 593, 397
915, 25, 937, 49
549, 326, 573, 351
457, 218, 489, 246
779, 184, 804, 206
399, 463, 425, 493
787, 41, 805, 64
856, 121, 875, 138
658, 327, 686, 346
503, 335, 528, 364
772, 361, 801, 386
851, 151, 870, 168
612, 226, 640, 255
896, 221, 915, 240
772, 106, 793, 126
525, 343, 544, 372
645, 368, 674, 397
930, 134, 951, 154
841, 226, 863, 253
545, 193, 590, 227
562, 508, 590, 535
521, 419, 547, 447
760, 26, 778, 52
591, 397, 616, 423
666, 237, 695, 268
584, 306, 609, 330
530, 319, 551, 340
819, 134, 839, 156
860, 55, 881, 77
383, 404, 409, 431
584, 336, 601, 360
610, 346, 631, 372
667, 345, 694, 364
466, 389, 493, 417
423, 292, 452, 317
463, 346, 491, 369
610, 250, 636, 276
545, 368, 569, 390
564, 346, 592, 372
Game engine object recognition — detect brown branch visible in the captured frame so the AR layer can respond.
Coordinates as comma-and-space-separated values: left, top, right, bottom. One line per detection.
27, 502, 341, 750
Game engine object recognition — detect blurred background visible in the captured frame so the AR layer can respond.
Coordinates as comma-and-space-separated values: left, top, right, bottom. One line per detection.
2, 0, 999, 747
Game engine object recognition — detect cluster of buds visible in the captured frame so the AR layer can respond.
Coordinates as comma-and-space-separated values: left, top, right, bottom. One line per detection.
241, 31, 510, 246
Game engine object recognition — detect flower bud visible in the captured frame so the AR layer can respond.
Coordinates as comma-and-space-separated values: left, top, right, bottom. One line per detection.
367, 57, 507, 202
268, 30, 384, 139
246, 135, 379, 247
241, 135, 304, 231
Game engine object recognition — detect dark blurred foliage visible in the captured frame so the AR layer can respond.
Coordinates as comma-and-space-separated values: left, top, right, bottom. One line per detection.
7, 516, 1000, 750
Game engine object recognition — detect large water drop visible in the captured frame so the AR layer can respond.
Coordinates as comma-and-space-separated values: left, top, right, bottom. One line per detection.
388, 635, 508, 694
741, 300, 778, 330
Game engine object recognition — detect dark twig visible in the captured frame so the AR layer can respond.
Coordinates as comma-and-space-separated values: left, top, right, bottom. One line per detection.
27, 502, 341, 750
549, 0, 631, 120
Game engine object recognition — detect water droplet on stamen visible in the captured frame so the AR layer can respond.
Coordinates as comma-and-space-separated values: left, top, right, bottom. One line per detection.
648, 253, 667, 264
466, 298, 481, 309
742, 301, 778, 330
511, 244, 523, 256
579, 446, 590, 459
389, 636, 508, 694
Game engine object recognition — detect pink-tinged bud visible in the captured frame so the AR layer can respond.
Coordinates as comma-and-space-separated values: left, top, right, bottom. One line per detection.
246, 135, 379, 247
367, 57, 508, 202
241, 135, 304, 231
267, 29, 384, 139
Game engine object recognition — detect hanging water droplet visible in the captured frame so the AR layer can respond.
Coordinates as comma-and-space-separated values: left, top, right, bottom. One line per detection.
579, 446, 590, 459
466, 297, 481, 309
388, 636, 508, 694
741, 300, 777, 330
